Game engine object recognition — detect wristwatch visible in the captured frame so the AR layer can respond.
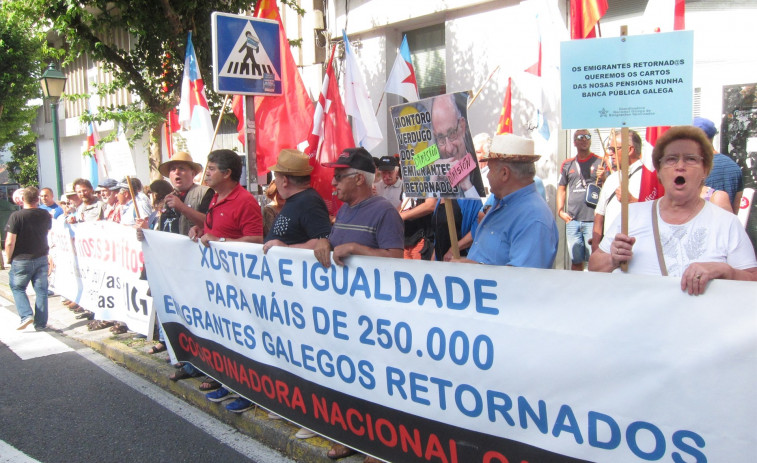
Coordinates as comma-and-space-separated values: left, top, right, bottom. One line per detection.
219, 237, 226, 242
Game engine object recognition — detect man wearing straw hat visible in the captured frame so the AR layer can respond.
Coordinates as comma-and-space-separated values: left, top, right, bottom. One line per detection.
456, 134, 558, 268
158, 151, 214, 235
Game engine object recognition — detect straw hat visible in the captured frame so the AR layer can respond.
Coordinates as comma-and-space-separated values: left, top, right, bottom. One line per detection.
268, 149, 314, 176
483, 134, 541, 162
158, 151, 203, 177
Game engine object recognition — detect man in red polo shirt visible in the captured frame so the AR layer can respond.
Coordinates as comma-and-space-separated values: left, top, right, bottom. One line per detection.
188, 149, 263, 245
188, 149, 263, 414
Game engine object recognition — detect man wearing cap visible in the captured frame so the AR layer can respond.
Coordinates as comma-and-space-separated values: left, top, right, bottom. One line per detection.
457, 134, 558, 268
111, 179, 152, 226
314, 147, 403, 460
97, 178, 120, 221
60, 183, 82, 221
68, 178, 105, 223
696, 117, 744, 213
158, 151, 214, 235
314, 147, 403, 267
375, 155, 403, 209
262, 149, 331, 253
38, 187, 63, 219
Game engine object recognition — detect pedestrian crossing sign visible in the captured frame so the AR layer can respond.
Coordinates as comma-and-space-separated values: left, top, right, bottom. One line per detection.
211, 12, 282, 96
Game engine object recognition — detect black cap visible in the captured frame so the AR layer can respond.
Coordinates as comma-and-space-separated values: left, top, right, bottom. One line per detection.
376, 155, 399, 171
322, 147, 376, 173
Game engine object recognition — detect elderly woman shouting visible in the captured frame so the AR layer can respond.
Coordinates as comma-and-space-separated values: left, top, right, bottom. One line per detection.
589, 125, 757, 295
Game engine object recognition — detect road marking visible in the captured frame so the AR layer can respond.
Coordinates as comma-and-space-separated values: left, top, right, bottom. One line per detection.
0, 439, 41, 463
0, 309, 73, 360
77, 348, 295, 463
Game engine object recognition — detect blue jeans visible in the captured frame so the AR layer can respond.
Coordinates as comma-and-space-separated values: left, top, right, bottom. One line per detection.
10, 256, 49, 328
566, 220, 593, 265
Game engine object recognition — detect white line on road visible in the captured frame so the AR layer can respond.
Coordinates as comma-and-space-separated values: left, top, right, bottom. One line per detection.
0, 439, 41, 463
0, 308, 73, 360
76, 348, 295, 463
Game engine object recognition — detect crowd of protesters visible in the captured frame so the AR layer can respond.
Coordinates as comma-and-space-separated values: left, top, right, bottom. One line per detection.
5, 118, 756, 462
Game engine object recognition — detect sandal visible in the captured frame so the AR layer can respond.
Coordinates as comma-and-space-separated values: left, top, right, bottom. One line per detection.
169, 369, 193, 382
87, 320, 115, 331
199, 377, 222, 391
327, 444, 357, 460
148, 343, 167, 354
364, 457, 383, 463
110, 322, 127, 334
75, 311, 94, 320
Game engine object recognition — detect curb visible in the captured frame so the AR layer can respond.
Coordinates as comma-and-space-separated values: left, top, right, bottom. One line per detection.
0, 275, 365, 463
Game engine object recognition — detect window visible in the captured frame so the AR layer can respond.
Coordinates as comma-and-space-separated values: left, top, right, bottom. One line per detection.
406, 24, 446, 99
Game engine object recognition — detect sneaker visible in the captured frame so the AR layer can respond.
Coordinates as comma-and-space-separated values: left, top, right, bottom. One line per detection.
17, 317, 33, 330
206, 387, 234, 402
34, 325, 47, 332
295, 427, 317, 439
226, 398, 252, 413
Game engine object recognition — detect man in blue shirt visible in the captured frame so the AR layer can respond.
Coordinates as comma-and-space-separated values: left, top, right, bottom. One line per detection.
457, 134, 558, 268
38, 187, 63, 219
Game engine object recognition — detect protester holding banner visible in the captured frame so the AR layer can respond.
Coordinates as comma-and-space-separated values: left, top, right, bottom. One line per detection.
96, 178, 120, 221
456, 134, 558, 268
590, 125, 757, 294
112, 178, 152, 226
263, 149, 331, 253
188, 149, 263, 247
68, 178, 105, 223
158, 151, 214, 235
191, 149, 263, 413
315, 146, 404, 463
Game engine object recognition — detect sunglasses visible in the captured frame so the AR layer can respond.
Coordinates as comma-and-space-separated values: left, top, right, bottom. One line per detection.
575, 134, 591, 141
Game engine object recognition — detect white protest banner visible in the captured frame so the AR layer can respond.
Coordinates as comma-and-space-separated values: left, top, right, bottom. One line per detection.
560, 31, 694, 129
391, 92, 485, 199
49, 220, 152, 335
141, 230, 756, 462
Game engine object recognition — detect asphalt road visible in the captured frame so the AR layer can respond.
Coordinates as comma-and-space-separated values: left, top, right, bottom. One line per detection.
0, 300, 294, 463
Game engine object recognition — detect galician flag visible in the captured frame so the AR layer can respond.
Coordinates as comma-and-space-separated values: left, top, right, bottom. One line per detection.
177, 31, 214, 168
383, 35, 419, 102
342, 30, 383, 151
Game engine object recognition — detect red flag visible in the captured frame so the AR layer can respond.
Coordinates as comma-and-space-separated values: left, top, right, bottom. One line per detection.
524, 40, 542, 77
304, 45, 354, 214
496, 78, 513, 135
253, 0, 315, 177
638, 127, 668, 202
232, 95, 246, 146
570, 0, 609, 39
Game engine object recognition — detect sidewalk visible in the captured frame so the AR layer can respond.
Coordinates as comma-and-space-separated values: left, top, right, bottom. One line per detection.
0, 267, 364, 463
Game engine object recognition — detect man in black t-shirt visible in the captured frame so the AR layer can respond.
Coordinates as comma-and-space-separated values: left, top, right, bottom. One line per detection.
262, 149, 331, 253
5, 187, 52, 330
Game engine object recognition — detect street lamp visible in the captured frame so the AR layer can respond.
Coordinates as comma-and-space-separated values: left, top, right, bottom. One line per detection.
40, 64, 67, 196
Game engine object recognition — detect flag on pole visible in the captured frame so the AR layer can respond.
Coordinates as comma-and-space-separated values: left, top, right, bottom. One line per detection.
643, 0, 685, 32
524, 40, 542, 77
496, 77, 513, 135
254, 0, 315, 177
342, 30, 383, 151
177, 31, 214, 167
304, 45, 354, 214
570, 0, 608, 39
384, 35, 419, 102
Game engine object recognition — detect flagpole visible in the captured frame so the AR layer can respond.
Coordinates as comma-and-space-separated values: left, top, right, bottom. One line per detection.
468, 65, 500, 109
374, 92, 385, 117
619, 26, 629, 272
125, 176, 141, 221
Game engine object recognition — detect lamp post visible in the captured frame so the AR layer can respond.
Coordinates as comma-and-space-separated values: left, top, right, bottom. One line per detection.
40, 64, 67, 197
